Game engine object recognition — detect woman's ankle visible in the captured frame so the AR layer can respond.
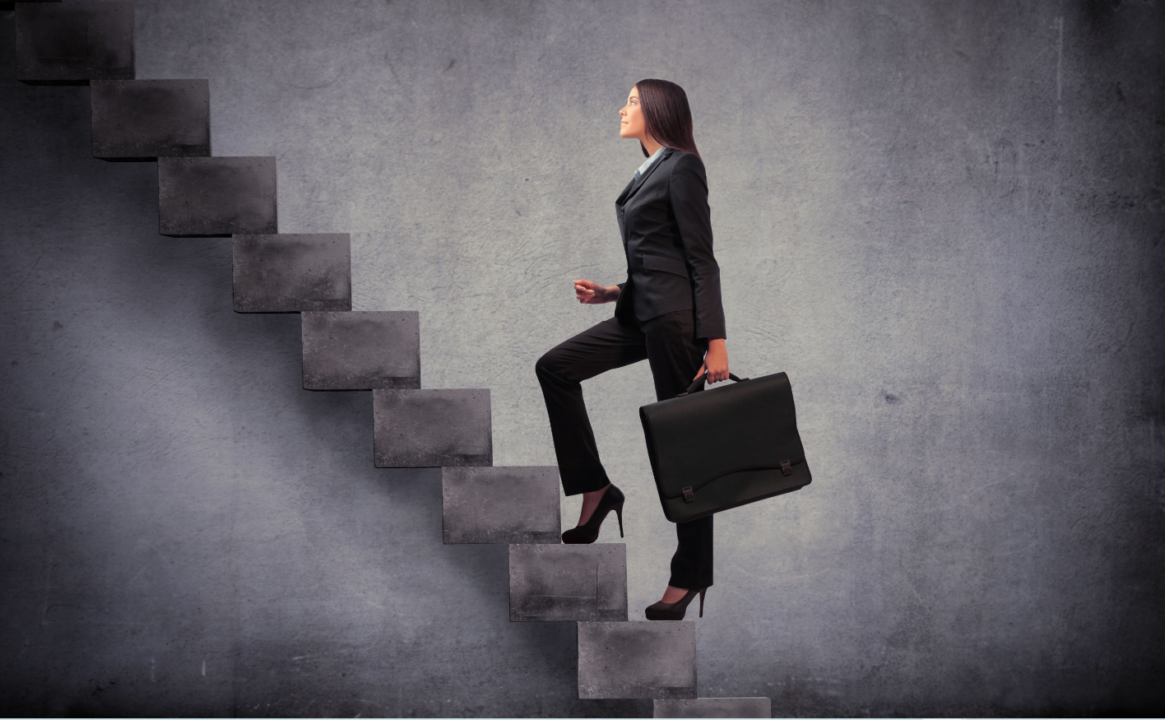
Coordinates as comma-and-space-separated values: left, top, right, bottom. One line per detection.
584, 484, 610, 501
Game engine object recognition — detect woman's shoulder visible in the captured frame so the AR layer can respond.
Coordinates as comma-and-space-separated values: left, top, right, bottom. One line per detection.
666, 148, 707, 182
667, 148, 701, 162
667, 148, 705, 170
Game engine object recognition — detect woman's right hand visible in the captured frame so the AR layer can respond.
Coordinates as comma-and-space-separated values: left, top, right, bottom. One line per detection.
574, 279, 619, 304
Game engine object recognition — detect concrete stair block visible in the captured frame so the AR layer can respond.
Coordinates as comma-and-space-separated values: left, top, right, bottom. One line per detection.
158, 157, 277, 237
234, 235, 351, 313
1, 1, 60, 11
509, 544, 627, 621
301, 311, 418, 389
16, 2, 134, 83
373, 389, 491, 467
91, 79, 210, 159
441, 467, 560, 545
577, 621, 697, 699
654, 698, 772, 718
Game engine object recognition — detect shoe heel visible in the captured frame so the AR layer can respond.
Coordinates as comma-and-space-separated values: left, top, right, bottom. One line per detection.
698, 587, 706, 618
615, 502, 624, 538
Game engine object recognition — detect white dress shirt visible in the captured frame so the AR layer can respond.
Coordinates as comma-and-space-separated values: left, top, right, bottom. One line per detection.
634, 145, 667, 180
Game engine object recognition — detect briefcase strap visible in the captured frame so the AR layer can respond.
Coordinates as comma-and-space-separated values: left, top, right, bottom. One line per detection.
677, 372, 748, 398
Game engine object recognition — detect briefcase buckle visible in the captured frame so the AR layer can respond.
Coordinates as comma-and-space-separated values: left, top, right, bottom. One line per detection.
780, 460, 792, 476
682, 486, 695, 503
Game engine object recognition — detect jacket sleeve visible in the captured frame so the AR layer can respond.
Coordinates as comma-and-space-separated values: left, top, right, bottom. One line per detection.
669, 152, 726, 340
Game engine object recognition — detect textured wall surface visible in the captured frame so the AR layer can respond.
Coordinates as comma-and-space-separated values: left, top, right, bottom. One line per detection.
2, 0, 1163, 716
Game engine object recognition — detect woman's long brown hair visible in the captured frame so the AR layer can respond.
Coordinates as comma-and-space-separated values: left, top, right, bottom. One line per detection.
634, 78, 700, 159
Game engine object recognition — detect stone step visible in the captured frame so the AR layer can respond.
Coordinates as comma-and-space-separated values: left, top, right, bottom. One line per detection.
91, 79, 210, 159
234, 234, 352, 313
577, 621, 697, 699
654, 698, 772, 718
158, 157, 277, 237
442, 466, 560, 545
2, 1, 61, 11
509, 544, 627, 622
301, 311, 417, 389
373, 389, 491, 467
15, 1, 134, 83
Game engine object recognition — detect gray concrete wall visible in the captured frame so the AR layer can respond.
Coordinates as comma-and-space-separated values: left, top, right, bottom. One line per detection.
2, 0, 1163, 715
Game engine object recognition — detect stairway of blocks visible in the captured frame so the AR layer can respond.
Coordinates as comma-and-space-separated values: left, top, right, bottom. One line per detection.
11, 2, 772, 716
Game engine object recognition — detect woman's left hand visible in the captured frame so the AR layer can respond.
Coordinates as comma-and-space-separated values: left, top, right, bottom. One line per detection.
695, 338, 729, 384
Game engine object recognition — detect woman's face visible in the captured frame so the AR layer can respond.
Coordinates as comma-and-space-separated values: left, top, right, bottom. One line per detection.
619, 86, 646, 141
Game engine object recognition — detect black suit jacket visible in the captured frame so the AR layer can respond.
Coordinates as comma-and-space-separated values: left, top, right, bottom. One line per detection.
613, 147, 726, 340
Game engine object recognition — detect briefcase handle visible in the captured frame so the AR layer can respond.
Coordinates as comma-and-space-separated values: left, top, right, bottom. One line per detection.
677, 372, 748, 398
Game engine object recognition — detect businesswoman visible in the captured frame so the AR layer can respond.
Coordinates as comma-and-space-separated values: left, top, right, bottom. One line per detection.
535, 79, 728, 621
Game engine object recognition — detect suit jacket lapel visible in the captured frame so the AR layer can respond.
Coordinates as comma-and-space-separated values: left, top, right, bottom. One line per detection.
616, 177, 635, 207
617, 147, 673, 206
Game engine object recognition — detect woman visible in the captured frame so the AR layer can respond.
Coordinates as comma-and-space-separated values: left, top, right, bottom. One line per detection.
535, 79, 728, 621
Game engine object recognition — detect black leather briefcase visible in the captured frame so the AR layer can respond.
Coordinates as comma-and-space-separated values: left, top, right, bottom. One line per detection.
639, 372, 811, 523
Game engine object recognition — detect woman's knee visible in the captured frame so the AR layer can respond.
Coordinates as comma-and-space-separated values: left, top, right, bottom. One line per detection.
535, 349, 560, 380
538, 345, 584, 386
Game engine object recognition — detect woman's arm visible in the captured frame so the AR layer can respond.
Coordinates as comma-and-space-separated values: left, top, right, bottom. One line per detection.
695, 338, 729, 383
669, 153, 726, 342
670, 154, 729, 383
574, 279, 620, 304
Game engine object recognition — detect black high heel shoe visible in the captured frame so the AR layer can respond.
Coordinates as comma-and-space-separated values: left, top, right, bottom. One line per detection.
645, 586, 708, 620
561, 483, 625, 544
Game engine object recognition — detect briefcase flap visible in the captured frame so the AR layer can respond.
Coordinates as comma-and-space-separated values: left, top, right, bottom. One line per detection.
639, 372, 806, 501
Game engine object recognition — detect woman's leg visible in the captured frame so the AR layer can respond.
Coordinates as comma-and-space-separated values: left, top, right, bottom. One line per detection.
642, 309, 715, 592
535, 316, 647, 497
671, 515, 713, 589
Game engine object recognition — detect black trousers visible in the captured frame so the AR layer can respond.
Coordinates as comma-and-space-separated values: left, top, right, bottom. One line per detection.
535, 308, 713, 589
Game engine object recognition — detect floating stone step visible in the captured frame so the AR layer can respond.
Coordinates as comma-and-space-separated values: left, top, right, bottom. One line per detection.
91, 79, 210, 159
15, 2, 134, 83
509, 544, 627, 622
577, 621, 697, 699
233, 234, 351, 313
2, 0, 60, 10
301, 311, 417, 389
654, 698, 772, 718
373, 389, 491, 467
158, 157, 277, 237
441, 466, 560, 545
